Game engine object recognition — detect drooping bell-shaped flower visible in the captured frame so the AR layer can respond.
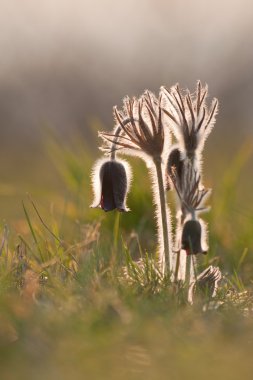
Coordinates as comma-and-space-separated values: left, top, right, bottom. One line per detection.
91, 158, 131, 212
181, 219, 207, 255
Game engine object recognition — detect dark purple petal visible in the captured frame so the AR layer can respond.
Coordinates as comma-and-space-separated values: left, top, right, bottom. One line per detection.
100, 162, 116, 211
111, 162, 128, 211
181, 219, 207, 255
99, 161, 128, 212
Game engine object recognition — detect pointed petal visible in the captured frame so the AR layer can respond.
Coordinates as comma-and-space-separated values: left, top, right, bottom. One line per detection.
111, 161, 129, 211
100, 161, 116, 211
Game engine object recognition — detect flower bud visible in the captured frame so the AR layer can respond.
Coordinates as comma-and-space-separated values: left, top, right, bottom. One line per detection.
166, 147, 183, 190
91, 158, 131, 212
188, 265, 222, 304
181, 219, 207, 255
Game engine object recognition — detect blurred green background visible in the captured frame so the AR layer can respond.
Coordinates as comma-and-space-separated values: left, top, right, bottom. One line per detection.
0, 1, 253, 379
0, 0, 253, 218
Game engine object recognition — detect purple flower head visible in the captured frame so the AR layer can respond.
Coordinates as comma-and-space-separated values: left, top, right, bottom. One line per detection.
181, 219, 207, 255
91, 158, 131, 212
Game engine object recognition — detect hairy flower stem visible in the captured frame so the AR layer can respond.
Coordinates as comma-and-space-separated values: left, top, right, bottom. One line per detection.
174, 250, 181, 283
185, 255, 197, 284
153, 157, 171, 275
185, 255, 192, 284
110, 126, 122, 161
174, 215, 185, 282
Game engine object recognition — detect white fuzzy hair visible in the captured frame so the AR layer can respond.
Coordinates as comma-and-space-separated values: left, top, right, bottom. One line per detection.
90, 157, 133, 209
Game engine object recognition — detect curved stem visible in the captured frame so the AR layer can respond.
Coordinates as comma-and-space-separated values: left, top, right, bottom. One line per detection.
110, 118, 136, 160
153, 157, 171, 275
110, 126, 122, 160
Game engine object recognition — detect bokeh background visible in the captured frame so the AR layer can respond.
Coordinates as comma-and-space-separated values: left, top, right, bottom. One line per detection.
1, 3, 253, 379
0, 0, 253, 223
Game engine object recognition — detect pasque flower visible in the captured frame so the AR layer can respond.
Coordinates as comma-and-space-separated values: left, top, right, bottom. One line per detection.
188, 265, 222, 305
169, 162, 210, 219
181, 219, 207, 255
90, 81, 219, 285
91, 158, 131, 212
161, 81, 218, 162
98, 90, 172, 274
99, 92, 165, 160
168, 156, 210, 281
